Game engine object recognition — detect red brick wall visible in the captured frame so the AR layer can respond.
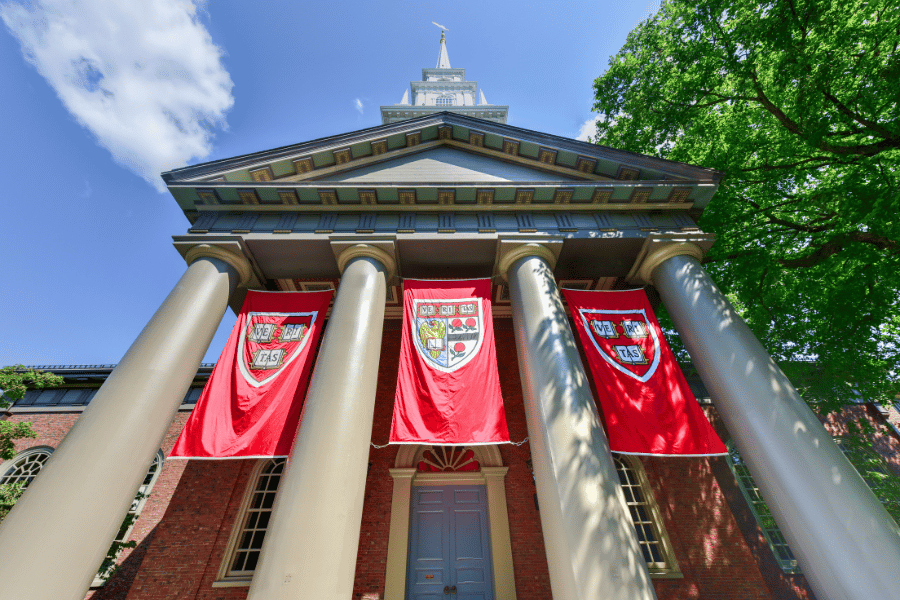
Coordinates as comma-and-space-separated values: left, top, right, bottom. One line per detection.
646, 454, 772, 599
124, 459, 255, 600
822, 404, 900, 475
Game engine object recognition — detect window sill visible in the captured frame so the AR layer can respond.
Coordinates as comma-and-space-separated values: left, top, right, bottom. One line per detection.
212, 578, 251, 588
649, 569, 683, 579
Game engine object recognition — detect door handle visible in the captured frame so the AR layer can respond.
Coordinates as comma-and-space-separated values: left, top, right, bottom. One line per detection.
450, 586, 457, 594
444, 586, 450, 595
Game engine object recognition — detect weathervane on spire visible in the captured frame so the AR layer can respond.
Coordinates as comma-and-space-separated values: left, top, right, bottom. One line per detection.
432, 22, 451, 68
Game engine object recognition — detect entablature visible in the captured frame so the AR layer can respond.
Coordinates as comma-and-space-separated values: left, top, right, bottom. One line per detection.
422, 68, 465, 81
170, 229, 715, 318
170, 182, 715, 225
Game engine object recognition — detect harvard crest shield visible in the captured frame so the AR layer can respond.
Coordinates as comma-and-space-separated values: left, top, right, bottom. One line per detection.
578, 308, 661, 382
412, 297, 484, 372
237, 311, 318, 387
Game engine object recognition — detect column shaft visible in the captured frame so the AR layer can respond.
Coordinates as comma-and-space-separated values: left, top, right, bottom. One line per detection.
246, 254, 388, 600
384, 468, 416, 600
482, 467, 517, 600
506, 253, 656, 600
653, 253, 900, 600
0, 255, 240, 600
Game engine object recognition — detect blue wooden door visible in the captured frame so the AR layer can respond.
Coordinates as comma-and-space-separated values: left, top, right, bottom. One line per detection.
407, 485, 494, 600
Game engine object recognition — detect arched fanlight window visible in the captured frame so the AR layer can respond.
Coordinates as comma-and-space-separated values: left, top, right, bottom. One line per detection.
0, 446, 53, 487
416, 446, 479, 472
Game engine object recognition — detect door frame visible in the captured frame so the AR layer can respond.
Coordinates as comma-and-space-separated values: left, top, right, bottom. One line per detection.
384, 445, 517, 600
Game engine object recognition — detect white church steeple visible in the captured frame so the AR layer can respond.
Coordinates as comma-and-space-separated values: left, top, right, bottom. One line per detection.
436, 30, 451, 68
380, 31, 508, 124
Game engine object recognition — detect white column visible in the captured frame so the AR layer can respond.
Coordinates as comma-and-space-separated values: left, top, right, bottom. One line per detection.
0, 245, 250, 600
500, 243, 657, 600
384, 468, 416, 600
638, 242, 900, 600
246, 244, 394, 600
483, 466, 517, 600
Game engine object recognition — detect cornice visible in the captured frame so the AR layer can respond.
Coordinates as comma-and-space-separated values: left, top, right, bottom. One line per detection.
162, 112, 723, 185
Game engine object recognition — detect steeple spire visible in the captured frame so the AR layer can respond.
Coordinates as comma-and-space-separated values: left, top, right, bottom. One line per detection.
436, 30, 451, 69
380, 28, 508, 124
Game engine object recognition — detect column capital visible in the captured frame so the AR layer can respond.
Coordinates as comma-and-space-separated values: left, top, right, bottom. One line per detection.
388, 468, 417, 480
498, 242, 559, 282
481, 466, 509, 479
627, 233, 715, 285
336, 243, 397, 279
185, 244, 253, 287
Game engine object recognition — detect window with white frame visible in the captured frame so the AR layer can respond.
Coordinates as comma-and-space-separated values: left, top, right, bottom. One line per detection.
93, 450, 164, 586
614, 455, 680, 576
726, 441, 799, 572
435, 94, 454, 106
216, 458, 285, 585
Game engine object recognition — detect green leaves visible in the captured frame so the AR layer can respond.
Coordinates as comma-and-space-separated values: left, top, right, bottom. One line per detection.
0, 482, 26, 524
593, 0, 900, 406
0, 365, 63, 408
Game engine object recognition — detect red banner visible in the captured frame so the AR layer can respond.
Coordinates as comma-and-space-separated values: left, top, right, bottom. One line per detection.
390, 279, 509, 445
563, 288, 725, 456
170, 290, 332, 459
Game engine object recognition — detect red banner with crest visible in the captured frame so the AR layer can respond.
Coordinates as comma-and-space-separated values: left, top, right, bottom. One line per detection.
562, 288, 725, 456
391, 279, 509, 445
170, 289, 332, 459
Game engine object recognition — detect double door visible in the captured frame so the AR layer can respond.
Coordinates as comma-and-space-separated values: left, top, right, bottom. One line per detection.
406, 485, 494, 600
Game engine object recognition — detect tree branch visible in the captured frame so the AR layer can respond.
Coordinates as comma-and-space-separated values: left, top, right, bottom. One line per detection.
750, 74, 900, 156
821, 90, 896, 139
779, 232, 900, 268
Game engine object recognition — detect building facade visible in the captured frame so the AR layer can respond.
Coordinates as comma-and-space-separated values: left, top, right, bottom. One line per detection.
2, 36, 900, 600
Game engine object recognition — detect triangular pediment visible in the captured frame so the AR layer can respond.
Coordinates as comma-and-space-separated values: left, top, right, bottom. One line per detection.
162, 113, 722, 215
324, 146, 579, 183
163, 113, 721, 187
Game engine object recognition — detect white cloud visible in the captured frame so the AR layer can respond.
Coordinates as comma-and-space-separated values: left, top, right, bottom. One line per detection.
355, 98, 364, 115
576, 115, 601, 142
1, 0, 234, 191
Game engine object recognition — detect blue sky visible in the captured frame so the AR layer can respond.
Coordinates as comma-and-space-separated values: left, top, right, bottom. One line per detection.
0, 0, 659, 367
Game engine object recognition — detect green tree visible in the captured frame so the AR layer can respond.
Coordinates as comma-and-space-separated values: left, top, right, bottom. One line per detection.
592, 0, 900, 407
0, 365, 62, 521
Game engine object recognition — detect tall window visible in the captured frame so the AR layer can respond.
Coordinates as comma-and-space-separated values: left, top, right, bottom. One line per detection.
217, 458, 285, 585
726, 442, 799, 572
614, 455, 680, 576
94, 450, 164, 585
834, 437, 900, 524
